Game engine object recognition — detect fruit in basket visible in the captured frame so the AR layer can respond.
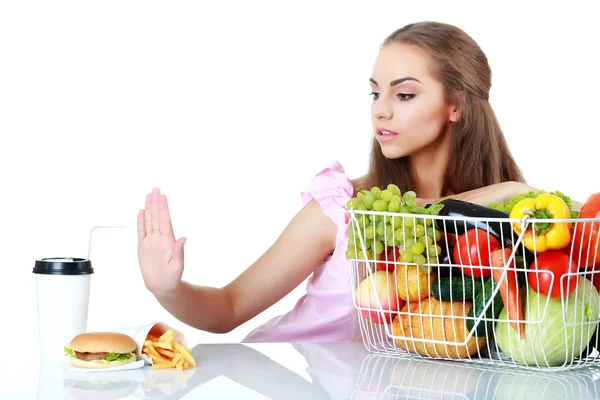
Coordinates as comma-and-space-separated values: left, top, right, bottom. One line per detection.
528, 251, 579, 299
495, 277, 599, 367
346, 185, 445, 266
395, 264, 437, 302
355, 271, 403, 324
391, 297, 487, 359
509, 193, 572, 254
571, 192, 600, 268
453, 229, 500, 278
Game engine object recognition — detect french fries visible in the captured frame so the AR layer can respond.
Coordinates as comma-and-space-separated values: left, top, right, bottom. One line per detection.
142, 329, 196, 370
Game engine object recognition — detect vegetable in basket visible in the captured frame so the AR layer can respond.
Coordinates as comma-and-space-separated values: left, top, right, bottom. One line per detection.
528, 251, 579, 299
466, 276, 505, 337
488, 189, 579, 220
571, 192, 600, 268
427, 245, 459, 278
375, 246, 400, 272
495, 277, 599, 367
490, 248, 524, 339
391, 297, 487, 359
509, 193, 572, 254
453, 229, 499, 278
432, 199, 536, 264
434, 199, 517, 245
431, 275, 484, 302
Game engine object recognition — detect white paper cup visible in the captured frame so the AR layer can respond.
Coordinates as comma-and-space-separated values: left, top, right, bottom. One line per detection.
33, 258, 94, 361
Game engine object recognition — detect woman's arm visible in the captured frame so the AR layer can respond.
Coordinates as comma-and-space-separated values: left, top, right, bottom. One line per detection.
448, 181, 537, 206
418, 181, 584, 211
416, 181, 533, 207
139, 195, 337, 334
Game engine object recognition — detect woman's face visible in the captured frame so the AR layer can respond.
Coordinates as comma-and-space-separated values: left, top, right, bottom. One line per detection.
370, 43, 458, 159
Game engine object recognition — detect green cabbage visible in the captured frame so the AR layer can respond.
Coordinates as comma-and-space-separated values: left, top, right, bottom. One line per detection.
495, 277, 599, 367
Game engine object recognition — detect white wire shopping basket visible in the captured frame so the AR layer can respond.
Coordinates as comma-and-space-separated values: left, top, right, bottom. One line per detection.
345, 197, 600, 371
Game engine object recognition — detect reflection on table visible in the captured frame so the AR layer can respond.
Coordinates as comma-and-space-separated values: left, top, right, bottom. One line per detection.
36, 341, 600, 399
352, 353, 600, 400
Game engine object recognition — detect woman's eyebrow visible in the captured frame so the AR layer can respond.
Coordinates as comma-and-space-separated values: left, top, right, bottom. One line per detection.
369, 77, 422, 87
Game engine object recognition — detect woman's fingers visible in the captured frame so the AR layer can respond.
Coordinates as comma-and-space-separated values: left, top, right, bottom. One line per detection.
137, 209, 146, 240
158, 194, 175, 238
144, 193, 153, 234
141, 188, 175, 239
151, 187, 161, 233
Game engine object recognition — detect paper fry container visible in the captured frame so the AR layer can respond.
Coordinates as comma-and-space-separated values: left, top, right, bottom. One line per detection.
109, 322, 188, 365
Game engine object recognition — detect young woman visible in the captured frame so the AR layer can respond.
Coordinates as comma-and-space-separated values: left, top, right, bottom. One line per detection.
136, 21, 538, 343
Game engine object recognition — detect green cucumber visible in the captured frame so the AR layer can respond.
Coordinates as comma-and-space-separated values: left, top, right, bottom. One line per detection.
467, 277, 504, 337
431, 276, 484, 301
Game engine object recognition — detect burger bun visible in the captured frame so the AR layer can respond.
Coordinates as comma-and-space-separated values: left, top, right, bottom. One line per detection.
71, 354, 137, 369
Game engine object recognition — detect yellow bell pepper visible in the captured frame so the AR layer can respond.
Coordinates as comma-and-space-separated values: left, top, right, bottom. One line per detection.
509, 193, 571, 253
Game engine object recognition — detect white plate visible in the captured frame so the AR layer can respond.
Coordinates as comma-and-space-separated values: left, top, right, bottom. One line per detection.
62, 359, 147, 373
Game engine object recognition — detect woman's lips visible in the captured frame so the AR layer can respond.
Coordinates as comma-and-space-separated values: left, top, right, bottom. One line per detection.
376, 128, 399, 142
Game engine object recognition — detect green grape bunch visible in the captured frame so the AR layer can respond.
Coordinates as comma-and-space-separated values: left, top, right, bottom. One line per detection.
345, 184, 444, 273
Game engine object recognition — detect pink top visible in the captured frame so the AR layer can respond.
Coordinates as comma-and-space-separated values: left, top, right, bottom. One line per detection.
242, 161, 361, 343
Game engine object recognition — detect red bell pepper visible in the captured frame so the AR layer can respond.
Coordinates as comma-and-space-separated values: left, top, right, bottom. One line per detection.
572, 193, 600, 268
376, 246, 400, 272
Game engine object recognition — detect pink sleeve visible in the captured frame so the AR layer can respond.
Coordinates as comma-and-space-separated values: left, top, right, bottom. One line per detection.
300, 161, 355, 225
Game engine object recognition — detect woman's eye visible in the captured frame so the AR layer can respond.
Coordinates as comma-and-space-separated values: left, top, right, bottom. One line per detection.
370, 92, 380, 100
397, 93, 415, 101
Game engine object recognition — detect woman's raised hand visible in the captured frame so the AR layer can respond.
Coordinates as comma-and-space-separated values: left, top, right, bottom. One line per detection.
137, 187, 187, 296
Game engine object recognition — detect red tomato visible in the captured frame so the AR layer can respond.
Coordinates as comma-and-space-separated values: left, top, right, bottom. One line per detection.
376, 246, 400, 272
453, 229, 500, 278
528, 251, 579, 298
572, 193, 600, 268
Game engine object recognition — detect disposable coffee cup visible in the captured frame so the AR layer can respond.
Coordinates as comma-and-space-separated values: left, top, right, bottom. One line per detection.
33, 257, 94, 361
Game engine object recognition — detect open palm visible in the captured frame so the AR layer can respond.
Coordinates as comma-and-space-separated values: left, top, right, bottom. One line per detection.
137, 187, 187, 294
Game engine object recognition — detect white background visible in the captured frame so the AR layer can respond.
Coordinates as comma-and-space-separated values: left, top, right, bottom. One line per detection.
1, 0, 599, 357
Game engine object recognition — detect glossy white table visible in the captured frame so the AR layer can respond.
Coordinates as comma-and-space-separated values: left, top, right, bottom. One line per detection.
7, 340, 600, 399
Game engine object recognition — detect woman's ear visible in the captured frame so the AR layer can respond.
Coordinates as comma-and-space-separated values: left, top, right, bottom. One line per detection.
448, 91, 466, 123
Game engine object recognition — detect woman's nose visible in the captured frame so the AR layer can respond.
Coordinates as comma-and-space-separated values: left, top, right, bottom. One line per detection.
373, 98, 393, 121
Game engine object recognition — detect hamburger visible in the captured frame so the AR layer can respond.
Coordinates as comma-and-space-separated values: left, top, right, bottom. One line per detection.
64, 332, 137, 369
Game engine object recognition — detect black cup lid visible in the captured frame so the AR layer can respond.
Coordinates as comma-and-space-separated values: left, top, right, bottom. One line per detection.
33, 258, 94, 275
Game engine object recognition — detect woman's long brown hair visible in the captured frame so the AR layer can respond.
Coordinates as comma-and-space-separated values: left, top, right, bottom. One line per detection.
366, 21, 525, 194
